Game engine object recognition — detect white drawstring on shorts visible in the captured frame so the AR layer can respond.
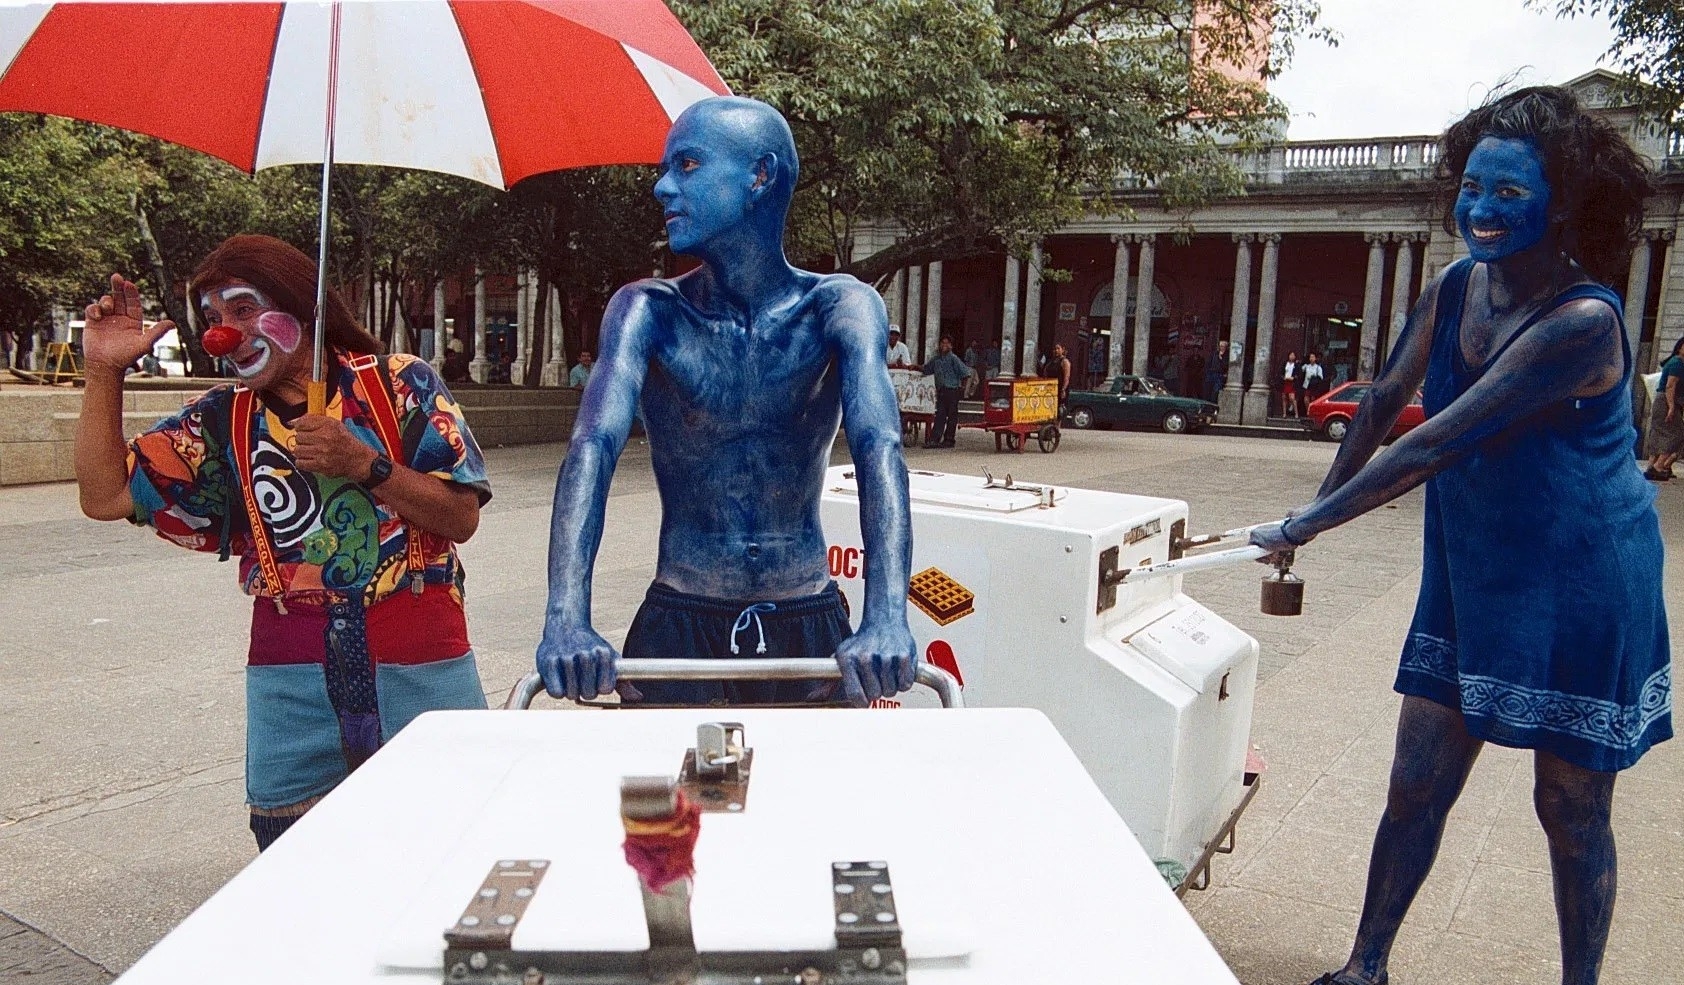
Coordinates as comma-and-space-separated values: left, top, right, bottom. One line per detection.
729, 602, 778, 655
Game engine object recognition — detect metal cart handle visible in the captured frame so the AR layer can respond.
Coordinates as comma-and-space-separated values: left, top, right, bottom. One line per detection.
505, 658, 966, 710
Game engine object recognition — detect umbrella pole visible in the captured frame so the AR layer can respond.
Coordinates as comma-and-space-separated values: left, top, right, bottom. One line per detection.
308, 0, 344, 416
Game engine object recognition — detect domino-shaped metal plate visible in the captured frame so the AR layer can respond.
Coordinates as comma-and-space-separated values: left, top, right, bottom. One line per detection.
831, 860, 902, 948
444, 859, 549, 950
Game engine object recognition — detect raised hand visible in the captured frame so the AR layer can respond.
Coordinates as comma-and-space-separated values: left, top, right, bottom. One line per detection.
833, 619, 918, 707
536, 622, 620, 701
82, 275, 173, 373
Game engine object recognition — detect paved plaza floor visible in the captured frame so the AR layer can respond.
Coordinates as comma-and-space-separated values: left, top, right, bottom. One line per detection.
2, 428, 1679, 984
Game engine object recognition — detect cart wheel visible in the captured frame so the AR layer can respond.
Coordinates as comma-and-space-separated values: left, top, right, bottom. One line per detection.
1038, 426, 1060, 453
1004, 431, 1022, 451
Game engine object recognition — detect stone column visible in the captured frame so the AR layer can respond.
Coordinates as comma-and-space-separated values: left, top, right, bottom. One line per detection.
430, 282, 447, 373
904, 265, 924, 361
1107, 235, 1132, 379
885, 268, 906, 333
1625, 234, 1654, 364
922, 261, 944, 360
1241, 234, 1281, 424
1218, 234, 1254, 423
1021, 241, 1044, 375
1000, 254, 1020, 375
389, 286, 409, 355
1384, 234, 1418, 370
543, 285, 566, 386
1648, 227, 1682, 373
469, 267, 490, 383
1131, 235, 1155, 377
1358, 232, 1387, 380
508, 268, 527, 384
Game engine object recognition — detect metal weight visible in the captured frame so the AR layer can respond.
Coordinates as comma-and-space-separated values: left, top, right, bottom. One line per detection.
1260, 551, 1304, 616
1260, 567, 1304, 616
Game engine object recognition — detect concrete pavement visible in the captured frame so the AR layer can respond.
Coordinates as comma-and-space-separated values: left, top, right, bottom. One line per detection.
1, 427, 1679, 983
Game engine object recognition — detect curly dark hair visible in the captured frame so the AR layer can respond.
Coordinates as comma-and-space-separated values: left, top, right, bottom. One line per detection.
1437, 86, 1655, 286
188, 234, 382, 356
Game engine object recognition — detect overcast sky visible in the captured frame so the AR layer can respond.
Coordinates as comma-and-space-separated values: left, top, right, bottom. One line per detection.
1270, 0, 1618, 140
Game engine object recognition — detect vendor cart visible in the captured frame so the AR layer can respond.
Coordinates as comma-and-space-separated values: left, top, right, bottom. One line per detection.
960, 376, 1060, 452
822, 467, 1272, 895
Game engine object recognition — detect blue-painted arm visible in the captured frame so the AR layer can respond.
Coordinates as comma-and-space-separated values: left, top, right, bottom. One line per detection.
1312, 271, 1445, 502
828, 282, 917, 704
535, 283, 654, 700
1253, 296, 1622, 554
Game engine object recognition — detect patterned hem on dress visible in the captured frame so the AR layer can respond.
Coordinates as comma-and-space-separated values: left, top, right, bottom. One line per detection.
1397, 632, 1672, 767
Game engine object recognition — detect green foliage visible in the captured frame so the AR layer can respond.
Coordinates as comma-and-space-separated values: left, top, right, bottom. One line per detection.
1538, 1, 1684, 117
0, 115, 133, 337
669, 0, 1329, 283
2, 0, 1333, 366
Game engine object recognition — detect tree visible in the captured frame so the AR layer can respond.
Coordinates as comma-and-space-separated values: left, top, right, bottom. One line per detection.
668, 0, 1330, 284
0, 115, 133, 358
1539, 1, 1684, 117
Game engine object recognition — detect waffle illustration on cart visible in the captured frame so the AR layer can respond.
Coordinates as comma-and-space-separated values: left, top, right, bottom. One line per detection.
908, 567, 975, 626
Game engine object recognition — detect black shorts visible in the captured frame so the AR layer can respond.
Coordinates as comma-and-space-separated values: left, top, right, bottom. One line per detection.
622, 581, 851, 706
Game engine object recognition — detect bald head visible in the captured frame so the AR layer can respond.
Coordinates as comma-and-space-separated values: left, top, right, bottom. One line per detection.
669, 96, 799, 212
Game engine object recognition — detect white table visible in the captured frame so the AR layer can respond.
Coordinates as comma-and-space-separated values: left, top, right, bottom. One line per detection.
115, 708, 1239, 984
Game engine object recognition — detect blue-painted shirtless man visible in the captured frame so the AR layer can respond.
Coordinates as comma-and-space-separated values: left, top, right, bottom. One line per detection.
535, 96, 917, 708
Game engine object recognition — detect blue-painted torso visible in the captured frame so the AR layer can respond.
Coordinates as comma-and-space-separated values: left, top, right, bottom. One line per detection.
634, 270, 861, 600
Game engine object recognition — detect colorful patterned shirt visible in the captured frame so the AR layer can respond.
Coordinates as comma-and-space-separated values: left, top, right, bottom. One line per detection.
126, 352, 491, 609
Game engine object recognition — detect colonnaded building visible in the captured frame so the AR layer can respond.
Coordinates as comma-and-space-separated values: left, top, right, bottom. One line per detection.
852, 70, 1684, 424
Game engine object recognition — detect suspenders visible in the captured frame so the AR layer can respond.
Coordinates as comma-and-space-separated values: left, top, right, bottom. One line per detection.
228, 355, 430, 611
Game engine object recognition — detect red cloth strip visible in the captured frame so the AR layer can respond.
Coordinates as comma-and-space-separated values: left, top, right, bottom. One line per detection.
622, 791, 702, 893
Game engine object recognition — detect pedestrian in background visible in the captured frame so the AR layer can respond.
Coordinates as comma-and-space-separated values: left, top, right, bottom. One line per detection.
1204, 341, 1229, 402
1281, 351, 1301, 418
921, 335, 975, 448
568, 350, 594, 389
1644, 337, 1683, 481
1299, 351, 1327, 405
1048, 342, 1072, 415
885, 327, 911, 368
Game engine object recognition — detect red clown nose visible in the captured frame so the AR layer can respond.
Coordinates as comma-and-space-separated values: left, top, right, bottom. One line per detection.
201, 325, 241, 357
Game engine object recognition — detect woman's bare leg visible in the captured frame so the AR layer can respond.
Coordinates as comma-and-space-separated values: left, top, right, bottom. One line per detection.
1533, 751, 1617, 985
1325, 696, 1484, 984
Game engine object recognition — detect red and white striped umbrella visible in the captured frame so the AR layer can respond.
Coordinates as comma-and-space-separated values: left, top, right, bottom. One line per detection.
0, 0, 728, 403
0, 1, 730, 189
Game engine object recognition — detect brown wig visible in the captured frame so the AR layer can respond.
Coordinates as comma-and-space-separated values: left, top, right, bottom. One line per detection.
1437, 86, 1655, 286
188, 234, 382, 356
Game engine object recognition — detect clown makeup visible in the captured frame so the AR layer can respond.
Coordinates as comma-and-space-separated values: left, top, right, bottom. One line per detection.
1455, 136, 1554, 264
200, 282, 305, 384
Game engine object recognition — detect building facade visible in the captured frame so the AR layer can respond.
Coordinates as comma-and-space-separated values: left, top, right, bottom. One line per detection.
856, 71, 1684, 423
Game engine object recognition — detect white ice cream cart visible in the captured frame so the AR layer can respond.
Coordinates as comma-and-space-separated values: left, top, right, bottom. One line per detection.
820, 466, 1263, 889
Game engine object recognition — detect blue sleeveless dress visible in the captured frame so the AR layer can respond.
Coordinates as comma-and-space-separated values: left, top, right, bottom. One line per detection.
1396, 260, 1672, 772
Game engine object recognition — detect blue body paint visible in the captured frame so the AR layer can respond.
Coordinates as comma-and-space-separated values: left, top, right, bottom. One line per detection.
1250, 91, 1659, 985
535, 97, 916, 707
1454, 137, 1553, 265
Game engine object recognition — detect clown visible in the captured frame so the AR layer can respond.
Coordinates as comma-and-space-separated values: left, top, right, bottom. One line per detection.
1250, 88, 1668, 985
74, 235, 492, 850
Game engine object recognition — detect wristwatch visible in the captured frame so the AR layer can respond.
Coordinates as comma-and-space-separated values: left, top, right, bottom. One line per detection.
364, 454, 395, 489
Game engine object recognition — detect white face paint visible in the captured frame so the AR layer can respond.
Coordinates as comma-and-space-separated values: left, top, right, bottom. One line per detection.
200, 280, 305, 391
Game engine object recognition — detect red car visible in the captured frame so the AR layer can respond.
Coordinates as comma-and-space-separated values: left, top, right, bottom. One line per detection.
1305, 381, 1425, 441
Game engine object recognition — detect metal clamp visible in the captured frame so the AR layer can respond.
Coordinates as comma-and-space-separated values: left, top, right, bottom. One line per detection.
980, 468, 1047, 496
679, 723, 753, 813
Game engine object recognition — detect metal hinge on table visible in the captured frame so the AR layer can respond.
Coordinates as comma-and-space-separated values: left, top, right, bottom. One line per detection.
442, 860, 907, 984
